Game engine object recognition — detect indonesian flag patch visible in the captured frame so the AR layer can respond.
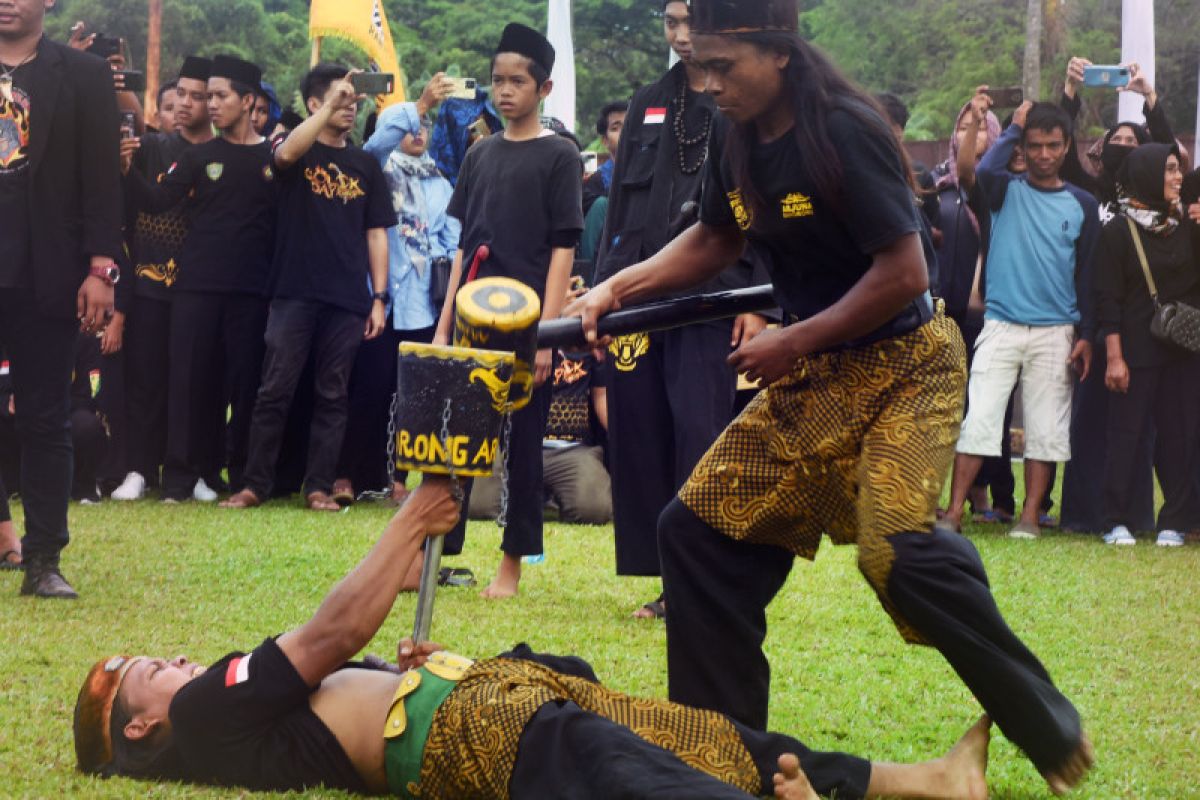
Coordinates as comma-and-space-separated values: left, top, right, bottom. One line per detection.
225, 653, 252, 687
644, 107, 667, 125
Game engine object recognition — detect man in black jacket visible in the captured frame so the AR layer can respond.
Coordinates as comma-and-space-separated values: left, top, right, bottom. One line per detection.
593, 0, 768, 617
0, 0, 124, 598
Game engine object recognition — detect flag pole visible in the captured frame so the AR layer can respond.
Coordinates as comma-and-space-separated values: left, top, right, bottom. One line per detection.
311, 37, 322, 67
145, 0, 162, 124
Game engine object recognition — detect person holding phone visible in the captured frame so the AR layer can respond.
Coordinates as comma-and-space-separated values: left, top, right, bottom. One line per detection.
334, 73, 460, 509
570, 1, 1092, 794
221, 65, 395, 512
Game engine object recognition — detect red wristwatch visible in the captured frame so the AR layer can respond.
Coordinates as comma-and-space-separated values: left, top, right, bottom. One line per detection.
89, 263, 121, 286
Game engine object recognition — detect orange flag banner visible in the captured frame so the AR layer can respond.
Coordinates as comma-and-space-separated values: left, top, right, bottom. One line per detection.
310, 0, 406, 105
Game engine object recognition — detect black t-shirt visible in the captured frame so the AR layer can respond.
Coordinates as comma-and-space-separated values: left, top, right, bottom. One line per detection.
700, 102, 934, 347
545, 351, 597, 444
134, 137, 277, 296
168, 637, 367, 793
0, 62, 33, 288
271, 140, 396, 316
129, 132, 192, 299
447, 132, 583, 300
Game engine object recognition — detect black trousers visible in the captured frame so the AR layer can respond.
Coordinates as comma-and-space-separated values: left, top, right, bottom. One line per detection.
162, 291, 267, 498
1062, 338, 1155, 532
337, 322, 434, 492
442, 380, 553, 558
1103, 358, 1200, 532
0, 290, 76, 564
69, 408, 108, 500
242, 299, 365, 498
608, 323, 737, 576
509, 699, 871, 800
0, 472, 9, 524
122, 293, 171, 483
658, 498, 1082, 776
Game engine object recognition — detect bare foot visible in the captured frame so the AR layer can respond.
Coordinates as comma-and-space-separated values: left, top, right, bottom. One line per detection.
773, 753, 818, 800
632, 598, 665, 619
219, 489, 261, 509
306, 491, 341, 512
936, 715, 990, 800
480, 553, 521, 599
1043, 731, 1094, 796
0, 520, 21, 569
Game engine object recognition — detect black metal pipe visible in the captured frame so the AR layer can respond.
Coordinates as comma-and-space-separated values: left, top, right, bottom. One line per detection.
537, 284, 777, 350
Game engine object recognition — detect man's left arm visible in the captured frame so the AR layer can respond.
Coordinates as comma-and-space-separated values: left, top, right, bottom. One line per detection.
1071, 190, 1101, 381
364, 228, 388, 339
277, 479, 461, 687
77, 55, 125, 330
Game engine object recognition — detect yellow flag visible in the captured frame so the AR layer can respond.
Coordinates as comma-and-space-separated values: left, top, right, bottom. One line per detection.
310, 0, 406, 105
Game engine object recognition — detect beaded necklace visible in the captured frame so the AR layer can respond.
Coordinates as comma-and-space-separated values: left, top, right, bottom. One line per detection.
672, 77, 712, 175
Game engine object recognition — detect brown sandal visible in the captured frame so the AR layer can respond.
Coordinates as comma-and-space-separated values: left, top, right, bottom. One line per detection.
331, 479, 354, 506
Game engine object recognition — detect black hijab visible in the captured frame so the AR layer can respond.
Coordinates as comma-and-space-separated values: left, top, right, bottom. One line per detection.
1115, 142, 1182, 235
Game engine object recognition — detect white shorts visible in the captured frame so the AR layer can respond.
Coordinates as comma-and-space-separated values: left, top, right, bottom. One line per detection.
956, 319, 1075, 462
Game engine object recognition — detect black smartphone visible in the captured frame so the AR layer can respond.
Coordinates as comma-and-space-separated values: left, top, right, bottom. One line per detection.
984, 86, 1024, 108
87, 34, 122, 60
349, 72, 394, 96
114, 70, 145, 94
119, 111, 138, 140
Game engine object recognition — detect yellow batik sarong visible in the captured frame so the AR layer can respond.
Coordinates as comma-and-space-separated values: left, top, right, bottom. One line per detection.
679, 311, 967, 643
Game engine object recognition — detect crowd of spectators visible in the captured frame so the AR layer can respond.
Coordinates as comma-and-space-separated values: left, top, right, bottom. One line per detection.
3, 5, 1199, 605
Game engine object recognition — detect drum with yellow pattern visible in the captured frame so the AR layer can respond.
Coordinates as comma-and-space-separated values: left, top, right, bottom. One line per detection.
453, 277, 541, 411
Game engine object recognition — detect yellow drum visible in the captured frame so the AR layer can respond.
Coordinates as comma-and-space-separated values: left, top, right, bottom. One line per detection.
394, 343, 515, 477
454, 277, 541, 411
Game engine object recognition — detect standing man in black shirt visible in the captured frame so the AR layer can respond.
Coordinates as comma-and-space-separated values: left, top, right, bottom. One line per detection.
112, 56, 214, 502
222, 66, 395, 511
595, 0, 767, 619
0, 0, 123, 597
129, 55, 277, 503
572, 0, 1092, 794
432, 24, 584, 599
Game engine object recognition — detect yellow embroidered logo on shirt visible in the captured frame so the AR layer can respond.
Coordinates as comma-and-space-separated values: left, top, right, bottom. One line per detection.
781, 192, 813, 219
727, 188, 752, 231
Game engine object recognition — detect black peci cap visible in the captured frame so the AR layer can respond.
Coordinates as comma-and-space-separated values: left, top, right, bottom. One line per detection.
177, 56, 211, 82
690, 0, 799, 35
495, 23, 556, 75
210, 55, 262, 88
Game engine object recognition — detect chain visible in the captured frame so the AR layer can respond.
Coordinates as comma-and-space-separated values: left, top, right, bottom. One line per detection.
441, 398, 462, 502
673, 77, 712, 176
360, 391, 400, 502
494, 412, 513, 528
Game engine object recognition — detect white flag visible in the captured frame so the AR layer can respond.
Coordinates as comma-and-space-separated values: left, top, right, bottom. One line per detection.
1119, 0, 1154, 123
544, 0, 576, 132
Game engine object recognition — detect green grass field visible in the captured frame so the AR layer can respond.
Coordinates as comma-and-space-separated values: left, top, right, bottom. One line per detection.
1, 493, 1197, 799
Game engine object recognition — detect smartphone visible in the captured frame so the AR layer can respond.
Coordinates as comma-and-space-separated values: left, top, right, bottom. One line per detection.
1082, 65, 1130, 88
448, 77, 478, 100
87, 34, 123, 60
349, 72, 394, 96
984, 86, 1024, 108
114, 70, 145, 94
467, 117, 491, 143
570, 275, 586, 292
119, 111, 138, 140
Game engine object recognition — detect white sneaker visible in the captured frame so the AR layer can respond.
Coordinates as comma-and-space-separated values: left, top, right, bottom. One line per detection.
192, 478, 218, 503
111, 471, 146, 501
1103, 525, 1136, 546
1156, 530, 1185, 548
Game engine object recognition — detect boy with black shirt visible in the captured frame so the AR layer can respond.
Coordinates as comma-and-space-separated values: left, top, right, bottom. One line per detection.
112, 56, 214, 501
128, 55, 277, 503
432, 23, 583, 598
222, 66, 394, 512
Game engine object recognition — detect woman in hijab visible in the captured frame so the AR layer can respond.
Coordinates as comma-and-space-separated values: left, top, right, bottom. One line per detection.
335, 77, 460, 510
1094, 143, 1200, 547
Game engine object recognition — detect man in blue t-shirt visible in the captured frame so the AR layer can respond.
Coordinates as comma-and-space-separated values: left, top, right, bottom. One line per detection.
943, 101, 1099, 539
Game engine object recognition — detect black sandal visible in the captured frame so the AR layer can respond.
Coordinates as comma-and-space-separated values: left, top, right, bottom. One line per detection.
0, 549, 23, 571
438, 567, 477, 588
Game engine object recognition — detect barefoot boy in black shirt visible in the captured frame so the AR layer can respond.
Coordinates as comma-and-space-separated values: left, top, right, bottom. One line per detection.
431, 24, 584, 599
222, 66, 395, 512
128, 56, 277, 502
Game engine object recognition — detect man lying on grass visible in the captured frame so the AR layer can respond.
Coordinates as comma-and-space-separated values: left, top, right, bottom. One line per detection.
74, 478, 989, 799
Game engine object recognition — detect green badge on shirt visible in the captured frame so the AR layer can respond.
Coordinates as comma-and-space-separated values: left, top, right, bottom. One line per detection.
206, 162, 224, 181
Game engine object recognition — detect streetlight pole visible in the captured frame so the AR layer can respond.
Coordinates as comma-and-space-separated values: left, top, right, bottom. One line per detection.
146, 0, 162, 123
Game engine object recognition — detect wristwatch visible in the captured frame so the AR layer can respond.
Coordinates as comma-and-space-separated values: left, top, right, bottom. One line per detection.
89, 262, 121, 286
372, 290, 389, 304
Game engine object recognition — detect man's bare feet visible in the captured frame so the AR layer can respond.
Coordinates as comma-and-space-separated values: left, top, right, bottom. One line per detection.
219, 489, 261, 509
1042, 732, 1094, 796
480, 552, 521, 598
773, 753, 818, 800
0, 520, 22, 570
936, 715, 990, 800
306, 491, 341, 512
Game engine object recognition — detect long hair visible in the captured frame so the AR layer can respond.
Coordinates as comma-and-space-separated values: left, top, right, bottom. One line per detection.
722, 31, 918, 221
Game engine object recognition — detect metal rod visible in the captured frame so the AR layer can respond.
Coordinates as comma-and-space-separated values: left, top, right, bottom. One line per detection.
537, 284, 777, 350
411, 534, 445, 643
